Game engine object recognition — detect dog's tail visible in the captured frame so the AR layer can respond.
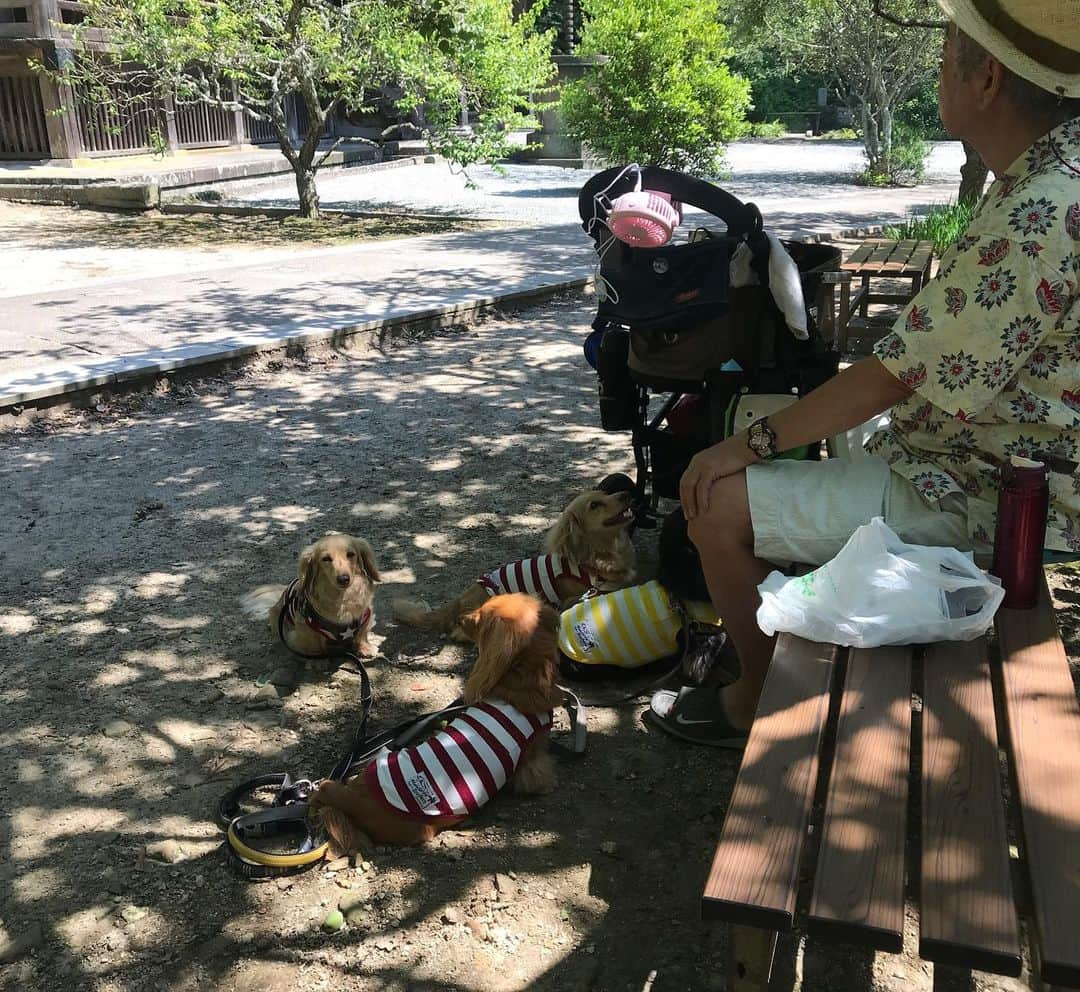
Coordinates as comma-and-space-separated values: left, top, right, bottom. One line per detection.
240, 584, 286, 618
390, 597, 460, 633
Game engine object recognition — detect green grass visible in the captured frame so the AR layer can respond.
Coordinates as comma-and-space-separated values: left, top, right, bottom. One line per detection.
820, 127, 860, 140
748, 120, 788, 138
882, 200, 978, 256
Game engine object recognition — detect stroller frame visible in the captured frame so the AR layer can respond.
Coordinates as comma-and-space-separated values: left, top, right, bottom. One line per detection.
580, 165, 842, 512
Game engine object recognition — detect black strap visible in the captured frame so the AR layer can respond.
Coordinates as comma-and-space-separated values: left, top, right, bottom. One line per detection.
579, 165, 763, 242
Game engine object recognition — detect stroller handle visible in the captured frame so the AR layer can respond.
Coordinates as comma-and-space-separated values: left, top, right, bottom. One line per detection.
579, 165, 763, 243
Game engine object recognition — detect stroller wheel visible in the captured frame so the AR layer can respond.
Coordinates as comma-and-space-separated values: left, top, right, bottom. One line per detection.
597, 472, 636, 495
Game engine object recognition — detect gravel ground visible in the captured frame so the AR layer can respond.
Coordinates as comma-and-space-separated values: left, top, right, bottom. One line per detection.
1, 290, 1076, 992
219, 141, 970, 237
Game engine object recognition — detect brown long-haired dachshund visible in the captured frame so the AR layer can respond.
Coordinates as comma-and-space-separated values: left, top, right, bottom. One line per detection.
311, 593, 563, 850
391, 490, 636, 638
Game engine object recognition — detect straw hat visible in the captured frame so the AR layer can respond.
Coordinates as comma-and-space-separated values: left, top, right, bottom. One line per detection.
936, 0, 1080, 97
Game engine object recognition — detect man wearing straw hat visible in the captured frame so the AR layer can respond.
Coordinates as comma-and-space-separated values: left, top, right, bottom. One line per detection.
651, 1, 1080, 746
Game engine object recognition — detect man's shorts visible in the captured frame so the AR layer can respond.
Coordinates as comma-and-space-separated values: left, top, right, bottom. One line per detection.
745, 457, 972, 567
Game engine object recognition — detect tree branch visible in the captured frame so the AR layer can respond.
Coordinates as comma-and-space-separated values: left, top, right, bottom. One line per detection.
872, 0, 946, 31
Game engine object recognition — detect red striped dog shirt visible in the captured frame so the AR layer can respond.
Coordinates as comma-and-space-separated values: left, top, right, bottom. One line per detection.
364, 701, 553, 820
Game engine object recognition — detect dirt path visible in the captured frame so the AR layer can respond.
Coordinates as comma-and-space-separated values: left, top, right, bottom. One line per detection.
1, 292, 1076, 992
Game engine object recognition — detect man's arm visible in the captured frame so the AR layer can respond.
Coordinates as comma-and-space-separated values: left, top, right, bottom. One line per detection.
680, 357, 912, 518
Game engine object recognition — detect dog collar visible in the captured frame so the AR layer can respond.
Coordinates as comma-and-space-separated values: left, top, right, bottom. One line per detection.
280, 580, 370, 650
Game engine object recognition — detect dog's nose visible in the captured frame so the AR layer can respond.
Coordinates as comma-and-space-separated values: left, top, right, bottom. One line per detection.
336, 573, 351, 588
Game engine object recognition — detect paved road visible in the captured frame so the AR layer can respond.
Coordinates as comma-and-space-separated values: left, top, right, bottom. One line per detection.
231, 141, 968, 231
2, 141, 970, 406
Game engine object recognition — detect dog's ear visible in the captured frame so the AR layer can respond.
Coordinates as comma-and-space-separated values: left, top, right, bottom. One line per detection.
297, 542, 318, 593
350, 536, 381, 582
542, 501, 586, 560
463, 608, 531, 705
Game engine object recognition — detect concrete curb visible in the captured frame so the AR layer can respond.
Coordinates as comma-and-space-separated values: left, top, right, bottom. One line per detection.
160, 200, 497, 225
0, 276, 592, 412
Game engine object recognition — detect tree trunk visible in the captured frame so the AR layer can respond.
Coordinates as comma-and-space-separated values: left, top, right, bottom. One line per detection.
862, 104, 881, 172
958, 140, 989, 205
295, 166, 320, 219
880, 102, 894, 173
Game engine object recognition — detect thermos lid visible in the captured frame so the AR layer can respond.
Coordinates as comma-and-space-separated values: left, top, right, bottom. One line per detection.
1003, 454, 1049, 488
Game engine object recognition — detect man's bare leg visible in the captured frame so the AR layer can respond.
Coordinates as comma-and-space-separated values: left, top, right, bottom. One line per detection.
686, 471, 776, 728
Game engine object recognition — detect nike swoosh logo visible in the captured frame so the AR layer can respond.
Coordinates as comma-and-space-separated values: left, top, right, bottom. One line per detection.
674, 713, 716, 726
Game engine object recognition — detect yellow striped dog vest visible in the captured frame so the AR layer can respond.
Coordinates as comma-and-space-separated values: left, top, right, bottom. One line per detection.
557, 580, 722, 668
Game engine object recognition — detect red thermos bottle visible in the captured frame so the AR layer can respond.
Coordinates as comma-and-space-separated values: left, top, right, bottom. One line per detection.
991, 456, 1049, 609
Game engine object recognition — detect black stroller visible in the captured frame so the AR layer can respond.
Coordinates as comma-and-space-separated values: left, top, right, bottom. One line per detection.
578, 165, 842, 511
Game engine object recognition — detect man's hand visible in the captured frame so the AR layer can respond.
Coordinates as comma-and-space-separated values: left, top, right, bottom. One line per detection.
680, 436, 755, 520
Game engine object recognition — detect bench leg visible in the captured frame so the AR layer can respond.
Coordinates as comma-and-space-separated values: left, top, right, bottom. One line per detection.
728, 925, 778, 992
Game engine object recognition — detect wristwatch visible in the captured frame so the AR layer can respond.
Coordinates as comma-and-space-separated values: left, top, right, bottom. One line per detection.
746, 416, 778, 460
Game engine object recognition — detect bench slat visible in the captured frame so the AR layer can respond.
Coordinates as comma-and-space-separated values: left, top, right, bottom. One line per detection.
808, 645, 912, 951
920, 638, 1021, 976
702, 635, 838, 930
842, 242, 876, 269
995, 576, 1080, 987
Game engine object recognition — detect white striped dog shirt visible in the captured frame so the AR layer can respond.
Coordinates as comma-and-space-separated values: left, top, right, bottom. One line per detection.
364, 701, 553, 820
478, 554, 592, 608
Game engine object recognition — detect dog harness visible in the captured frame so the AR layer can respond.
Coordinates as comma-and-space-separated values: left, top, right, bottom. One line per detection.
558, 579, 721, 668
364, 701, 553, 820
478, 554, 593, 608
277, 579, 371, 650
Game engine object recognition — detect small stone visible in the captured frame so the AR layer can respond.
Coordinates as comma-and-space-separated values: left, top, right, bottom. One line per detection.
494, 873, 516, 899
442, 907, 462, 925
599, 841, 618, 856
359, 860, 373, 872
322, 909, 344, 932
466, 920, 489, 941
334, 876, 353, 889
145, 840, 183, 864
103, 720, 135, 739
338, 892, 368, 915
120, 905, 147, 924
246, 685, 284, 710
105, 930, 129, 954
275, 878, 294, 891
268, 667, 297, 689
197, 688, 225, 706
326, 856, 349, 872
375, 937, 397, 951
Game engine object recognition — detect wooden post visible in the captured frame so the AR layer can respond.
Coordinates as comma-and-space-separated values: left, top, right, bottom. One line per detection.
37, 45, 82, 159
728, 926, 778, 992
230, 80, 244, 145
161, 92, 179, 153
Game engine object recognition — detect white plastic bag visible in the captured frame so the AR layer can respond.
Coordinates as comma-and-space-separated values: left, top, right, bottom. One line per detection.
756, 517, 1004, 647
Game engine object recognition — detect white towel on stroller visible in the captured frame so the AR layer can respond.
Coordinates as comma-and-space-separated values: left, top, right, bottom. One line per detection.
729, 234, 808, 340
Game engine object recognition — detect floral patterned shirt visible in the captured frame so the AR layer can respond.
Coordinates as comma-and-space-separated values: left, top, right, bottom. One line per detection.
870, 117, 1080, 552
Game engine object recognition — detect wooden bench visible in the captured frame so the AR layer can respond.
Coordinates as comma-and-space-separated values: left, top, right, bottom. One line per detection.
703, 573, 1080, 990
836, 239, 935, 355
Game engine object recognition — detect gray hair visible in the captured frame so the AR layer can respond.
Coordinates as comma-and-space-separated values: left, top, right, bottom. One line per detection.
954, 26, 1080, 121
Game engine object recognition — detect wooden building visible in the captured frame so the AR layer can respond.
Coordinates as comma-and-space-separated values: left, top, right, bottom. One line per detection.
0, 0, 280, 161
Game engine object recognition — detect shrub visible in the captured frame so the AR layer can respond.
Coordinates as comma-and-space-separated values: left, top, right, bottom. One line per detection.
821, 127, 860, 140
748, 120, 787, 138
858, 124, 930, 187
883, 200, 978, 256
560, 0, 751, 175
